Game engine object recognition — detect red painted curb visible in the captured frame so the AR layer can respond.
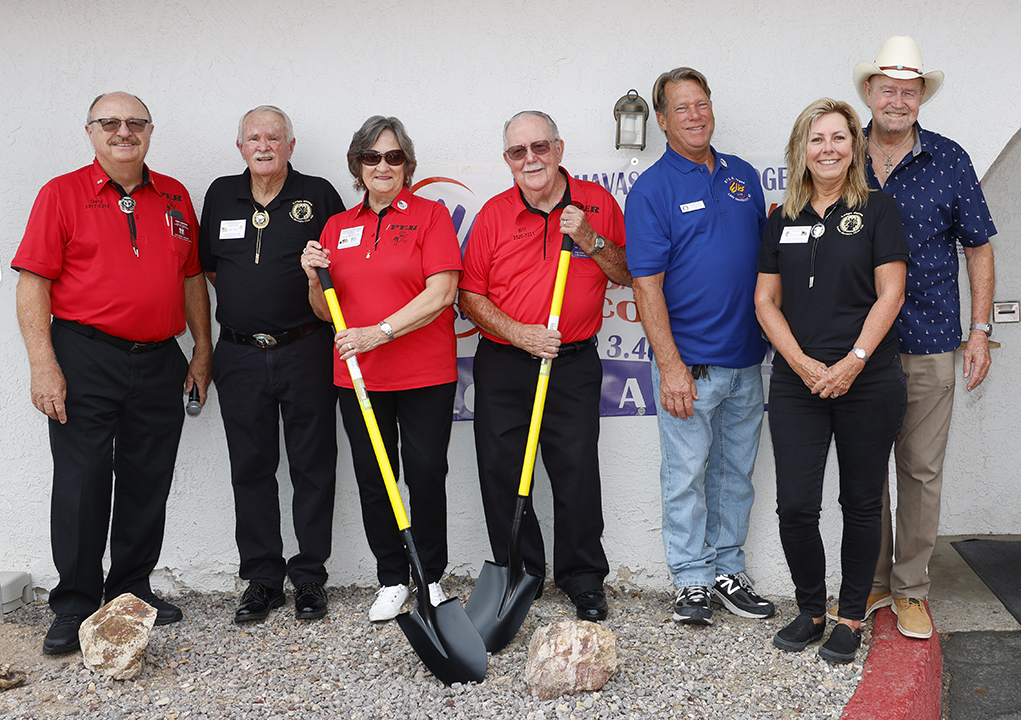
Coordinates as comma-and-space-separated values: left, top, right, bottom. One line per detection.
842, 603, 942, 720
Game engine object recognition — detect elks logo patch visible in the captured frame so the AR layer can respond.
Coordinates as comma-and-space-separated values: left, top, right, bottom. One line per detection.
838, 212, 864, 236
725, 177, 751, 202
290, 200, 313, 223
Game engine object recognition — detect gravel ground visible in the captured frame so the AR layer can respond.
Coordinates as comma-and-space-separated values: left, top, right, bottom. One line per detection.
0, 579, 868, 719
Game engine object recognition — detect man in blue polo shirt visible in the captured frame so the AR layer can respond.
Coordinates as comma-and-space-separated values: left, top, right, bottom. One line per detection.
625, 67, 774, 626
826, 36, 997, 640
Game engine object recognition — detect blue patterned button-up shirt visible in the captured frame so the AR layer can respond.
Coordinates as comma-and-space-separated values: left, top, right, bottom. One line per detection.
865, 122, 996, 355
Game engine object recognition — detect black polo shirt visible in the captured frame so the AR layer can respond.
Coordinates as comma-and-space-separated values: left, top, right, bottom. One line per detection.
199, 163, 345, 334
758, 191, 908, 372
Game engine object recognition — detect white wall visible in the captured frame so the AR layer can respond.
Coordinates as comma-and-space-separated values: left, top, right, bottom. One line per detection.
2, 0, 1019, 600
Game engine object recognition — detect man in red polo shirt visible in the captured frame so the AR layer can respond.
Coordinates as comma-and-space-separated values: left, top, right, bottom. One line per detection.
459, 110, 630, 621
13, 91, 212, 655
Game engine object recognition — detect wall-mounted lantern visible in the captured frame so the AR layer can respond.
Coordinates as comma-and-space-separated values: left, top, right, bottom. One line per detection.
614, 89, 650, 150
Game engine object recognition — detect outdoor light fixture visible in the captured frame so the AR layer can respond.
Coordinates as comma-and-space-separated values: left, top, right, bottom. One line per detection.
614, 89, 649, 150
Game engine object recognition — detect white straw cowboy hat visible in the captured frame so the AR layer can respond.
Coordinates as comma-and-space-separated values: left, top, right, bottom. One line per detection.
853, 35, 944, 106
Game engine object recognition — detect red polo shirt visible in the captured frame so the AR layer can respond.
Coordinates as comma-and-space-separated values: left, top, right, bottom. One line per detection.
459, 167, 625, 344
319, 187, 462, 391
13, 159, 201, 342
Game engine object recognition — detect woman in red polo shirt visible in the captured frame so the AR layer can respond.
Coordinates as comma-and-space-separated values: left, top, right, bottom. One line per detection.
301, 116, 461, 623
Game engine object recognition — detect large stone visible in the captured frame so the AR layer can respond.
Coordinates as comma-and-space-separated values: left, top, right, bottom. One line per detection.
79, 593, 157, 680
524, 619, 619, 700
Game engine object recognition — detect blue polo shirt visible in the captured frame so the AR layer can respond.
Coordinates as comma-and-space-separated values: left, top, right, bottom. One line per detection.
865, 122, 996, 354
625, 145, 766, 368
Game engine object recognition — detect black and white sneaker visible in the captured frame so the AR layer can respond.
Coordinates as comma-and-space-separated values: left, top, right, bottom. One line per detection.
672, 586, 713, 625
712, 573, 775, 619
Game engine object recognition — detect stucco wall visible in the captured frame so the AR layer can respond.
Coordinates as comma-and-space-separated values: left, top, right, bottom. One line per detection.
2, 0, 1019, 602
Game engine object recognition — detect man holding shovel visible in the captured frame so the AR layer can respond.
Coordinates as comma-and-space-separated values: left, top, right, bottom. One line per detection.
459, 110, 630, 622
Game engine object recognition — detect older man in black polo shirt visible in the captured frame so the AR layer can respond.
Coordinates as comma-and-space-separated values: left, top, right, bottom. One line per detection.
199, 105, 345, 623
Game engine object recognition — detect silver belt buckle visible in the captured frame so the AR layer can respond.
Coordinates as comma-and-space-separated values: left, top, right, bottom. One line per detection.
252, 333, 277, 348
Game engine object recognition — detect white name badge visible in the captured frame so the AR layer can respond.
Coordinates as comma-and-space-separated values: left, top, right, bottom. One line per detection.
680, 201, 706, 213
337, 226, 364, 249
219, 219, 246, 239
779, 226, 812, 243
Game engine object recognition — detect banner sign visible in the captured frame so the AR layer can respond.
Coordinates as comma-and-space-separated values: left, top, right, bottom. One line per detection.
413, 154, 787, 421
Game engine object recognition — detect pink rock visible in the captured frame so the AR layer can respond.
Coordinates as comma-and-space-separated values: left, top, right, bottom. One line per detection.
524, 620, 619, 700
79, 593, 157, 680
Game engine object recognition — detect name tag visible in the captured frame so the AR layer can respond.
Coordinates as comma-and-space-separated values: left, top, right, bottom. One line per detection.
680, 201, 706, 213
170, 218, 190, 240
219, 219, 246, 239
779, 226, 812, 244
337, 226, 363, 249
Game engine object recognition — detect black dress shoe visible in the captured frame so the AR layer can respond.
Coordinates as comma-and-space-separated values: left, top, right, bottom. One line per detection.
772, 614, 826, 652
572, 589, 608, 621
294, 582, 328, 620
234, 581, 285, 623
137, 592, 184, 626
43, 613, 87, 655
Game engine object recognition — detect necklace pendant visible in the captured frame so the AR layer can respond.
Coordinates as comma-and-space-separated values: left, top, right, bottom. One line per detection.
252, 210, 269, 229
883, 158, 893, 173
119, 196, 135, 214
811, 223, 826, 238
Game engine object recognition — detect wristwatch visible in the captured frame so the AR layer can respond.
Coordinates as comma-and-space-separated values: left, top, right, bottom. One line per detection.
379, 321, 394, 342
589, 235, 606, 256
970, 322, 993, 338
851, 347, 869, 362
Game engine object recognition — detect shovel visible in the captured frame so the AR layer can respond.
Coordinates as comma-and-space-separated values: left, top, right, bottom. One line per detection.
465, 228, 577, 652
316, 267, 488, 686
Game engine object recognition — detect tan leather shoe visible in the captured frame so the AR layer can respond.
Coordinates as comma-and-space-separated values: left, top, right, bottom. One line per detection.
825, 591, 892, 621
892, 597, 933, 639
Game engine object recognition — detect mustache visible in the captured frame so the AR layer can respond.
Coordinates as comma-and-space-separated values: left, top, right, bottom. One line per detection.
253, 153, 276, 160
108, 137, 140, 146
523, 162, 546, 172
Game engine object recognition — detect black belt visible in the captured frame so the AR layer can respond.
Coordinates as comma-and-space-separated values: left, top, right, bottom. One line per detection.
219, 321, 326, 349
483, 335, 595, 359
53, 318, 175, 354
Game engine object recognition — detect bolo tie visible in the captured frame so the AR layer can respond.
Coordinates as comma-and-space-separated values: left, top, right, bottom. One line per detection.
113, 182, 139, 257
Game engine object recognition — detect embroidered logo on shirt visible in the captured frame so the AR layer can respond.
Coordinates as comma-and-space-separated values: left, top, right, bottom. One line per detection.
838, 212, 864, 236
725, 177, 750, 202
290, 200, 313, 223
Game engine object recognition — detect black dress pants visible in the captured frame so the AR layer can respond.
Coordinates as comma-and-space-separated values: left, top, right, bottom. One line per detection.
472, 337, 609, 598
213, 325, 338, 590
48, 321, 188, 616
338, 381, 455, 587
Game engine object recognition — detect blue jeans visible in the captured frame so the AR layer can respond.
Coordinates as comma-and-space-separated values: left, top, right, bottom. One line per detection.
651, 358, 764, 588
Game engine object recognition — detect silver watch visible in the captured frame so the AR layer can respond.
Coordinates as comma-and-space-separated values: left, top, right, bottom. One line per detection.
851, 347, 869, 362
590, 235, 605, 256
379, 321, 394, 342
970, 322, 993, 339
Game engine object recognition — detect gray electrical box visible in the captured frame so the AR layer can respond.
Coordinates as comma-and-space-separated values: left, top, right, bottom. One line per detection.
1, 572, 33, 615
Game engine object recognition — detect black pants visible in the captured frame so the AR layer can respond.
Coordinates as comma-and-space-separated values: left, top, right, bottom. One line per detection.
769, 357, 906, 620
338, 382, 455, 587
472, 337, 609, 598
213, 325, 338, 590
48, 321, 188, 616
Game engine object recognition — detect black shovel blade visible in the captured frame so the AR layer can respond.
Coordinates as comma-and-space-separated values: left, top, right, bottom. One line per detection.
396, 597, 488, 686
465, 560, 543, 652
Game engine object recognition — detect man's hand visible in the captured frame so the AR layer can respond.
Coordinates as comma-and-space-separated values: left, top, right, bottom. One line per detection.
513, 324, 562, 359
31, 358, 67, 423
963, 330, 992, 391
658, 361, 699, 420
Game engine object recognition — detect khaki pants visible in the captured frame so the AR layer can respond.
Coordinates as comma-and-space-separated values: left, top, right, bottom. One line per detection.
873, 351, 956, 599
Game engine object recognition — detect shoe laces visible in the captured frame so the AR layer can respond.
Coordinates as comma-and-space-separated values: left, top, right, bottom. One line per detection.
678, 586, 709, 603
374, 584, 407, 603
52, 613, 83, 627
297, 582, 325, 599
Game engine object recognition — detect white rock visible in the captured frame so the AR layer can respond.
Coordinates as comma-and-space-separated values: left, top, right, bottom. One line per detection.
79, 593, 157, 680
523, 620, 619, 700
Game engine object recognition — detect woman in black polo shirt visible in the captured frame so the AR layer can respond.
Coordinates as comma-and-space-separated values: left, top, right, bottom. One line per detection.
755, 98, 908, 664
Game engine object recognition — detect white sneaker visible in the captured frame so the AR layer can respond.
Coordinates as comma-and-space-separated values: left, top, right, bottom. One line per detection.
428, 582, 447, 606
368, 584, 409, 622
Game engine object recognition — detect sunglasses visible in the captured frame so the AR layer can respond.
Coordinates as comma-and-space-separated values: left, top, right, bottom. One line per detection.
360, 149, 406, 166
505, 140, 556, 161
89, 118, 151, 133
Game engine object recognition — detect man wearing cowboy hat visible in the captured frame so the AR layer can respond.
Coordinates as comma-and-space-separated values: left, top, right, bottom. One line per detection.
830, 36, 997, 640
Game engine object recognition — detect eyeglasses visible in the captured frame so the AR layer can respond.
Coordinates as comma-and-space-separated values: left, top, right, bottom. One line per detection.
89, 118, 151, 133
360, 149, 406, 166
505, 140, 556, 161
